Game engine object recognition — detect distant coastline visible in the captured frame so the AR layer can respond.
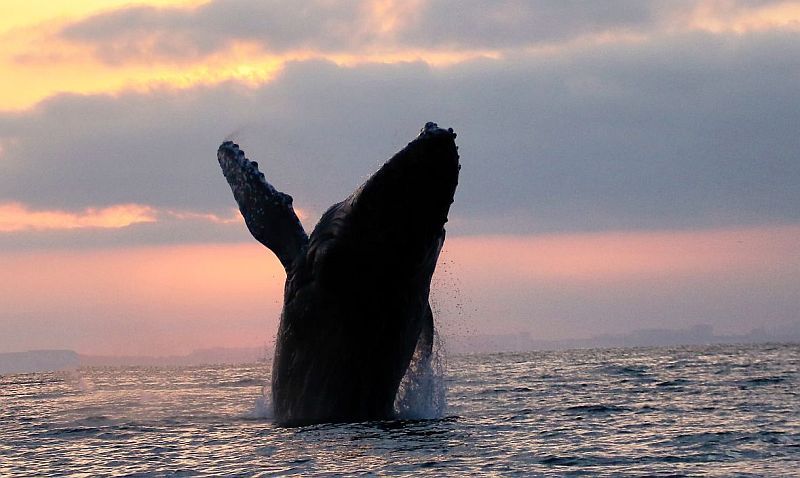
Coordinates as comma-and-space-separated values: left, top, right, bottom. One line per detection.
445, 322, 800, 354
0, 350, 80, 374
2, 323, 798, 374
0, 347, 265, 374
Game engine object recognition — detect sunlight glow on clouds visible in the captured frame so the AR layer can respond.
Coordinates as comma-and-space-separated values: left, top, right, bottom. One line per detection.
162, 208, 240, 225
0, 39, 286, 111
684, 1, 800, 33
3, 0, 799, 111
0, 202, 157, 232
0, 202, 253, 232
0, 0, 205, 35
161, 206, 310, 224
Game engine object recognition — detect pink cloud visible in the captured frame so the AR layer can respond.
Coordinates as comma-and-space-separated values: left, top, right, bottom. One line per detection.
0, 202, 157, 232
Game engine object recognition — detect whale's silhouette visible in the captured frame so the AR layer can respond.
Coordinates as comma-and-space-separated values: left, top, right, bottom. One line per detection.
217, 123, 459, 425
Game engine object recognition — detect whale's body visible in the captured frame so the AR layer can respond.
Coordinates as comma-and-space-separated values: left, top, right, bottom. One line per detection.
217, 123, 459, 426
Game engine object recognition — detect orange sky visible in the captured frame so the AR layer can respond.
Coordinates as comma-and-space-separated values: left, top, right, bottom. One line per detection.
2, 1, 800, 355
0, 0, 496, 111
2, 0, 800, 111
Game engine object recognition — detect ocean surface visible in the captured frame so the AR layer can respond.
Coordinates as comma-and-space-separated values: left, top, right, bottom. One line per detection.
1, 343, 798, 476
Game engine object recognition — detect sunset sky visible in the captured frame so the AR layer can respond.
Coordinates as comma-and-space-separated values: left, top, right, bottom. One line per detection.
1, 0, 799, 355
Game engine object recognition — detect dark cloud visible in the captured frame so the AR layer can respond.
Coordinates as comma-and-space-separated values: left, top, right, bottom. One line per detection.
57, 0, 793, 62
59, 0, 372, 63
2, 30, 799, 248
398, 0, 661, 49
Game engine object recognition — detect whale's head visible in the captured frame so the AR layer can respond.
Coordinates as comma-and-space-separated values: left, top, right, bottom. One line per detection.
350, 122, 460, 239
298, 122, 460, 290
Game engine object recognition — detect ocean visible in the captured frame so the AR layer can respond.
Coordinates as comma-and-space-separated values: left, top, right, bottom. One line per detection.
1, 343, 798, 476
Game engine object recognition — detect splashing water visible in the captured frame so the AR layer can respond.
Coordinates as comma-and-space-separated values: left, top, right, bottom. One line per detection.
65, 370, 95, 393
250, 316, 451, 423
394, 331, 447, 420
249, 384, 273, 420
252, 335, 448, 423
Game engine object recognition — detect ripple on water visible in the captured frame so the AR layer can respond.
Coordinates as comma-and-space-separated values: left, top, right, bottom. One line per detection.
1, 344, 798, 476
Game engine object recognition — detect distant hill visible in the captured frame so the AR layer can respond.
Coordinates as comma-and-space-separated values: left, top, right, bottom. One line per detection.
4, 322, 798, 374
1, 347, 268, 374
79, 346, 267, 367
445, 321, 800, 354
0, 350, 80, 374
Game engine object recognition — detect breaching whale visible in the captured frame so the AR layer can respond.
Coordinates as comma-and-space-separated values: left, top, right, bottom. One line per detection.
217, 123, 459, 426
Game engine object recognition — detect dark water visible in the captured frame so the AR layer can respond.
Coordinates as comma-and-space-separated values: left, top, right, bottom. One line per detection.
1, 343, 798, 476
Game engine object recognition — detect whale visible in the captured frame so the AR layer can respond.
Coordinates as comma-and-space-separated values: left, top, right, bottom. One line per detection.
217, 122, 459, 426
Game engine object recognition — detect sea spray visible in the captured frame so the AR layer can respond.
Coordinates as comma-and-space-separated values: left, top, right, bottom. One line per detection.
394, 331, 447, 420
249, 383, 274, 419
393, 247, 461, 420
251, 342, 447, 422
66, 370, 95, 393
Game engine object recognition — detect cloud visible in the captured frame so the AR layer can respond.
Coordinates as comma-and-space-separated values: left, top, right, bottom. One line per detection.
8, 2, 800, 111
56, 0, 800, 65
59, 0, 376, 64
0, 202, 157, 231
396, 0, 800, 49
1, 28, 799, 248
4, 1, 799, 355
396, 0, 659, 49
0, 201, 247, 252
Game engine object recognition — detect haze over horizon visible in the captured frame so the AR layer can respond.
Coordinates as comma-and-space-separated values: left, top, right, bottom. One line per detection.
2, 1, 799, 356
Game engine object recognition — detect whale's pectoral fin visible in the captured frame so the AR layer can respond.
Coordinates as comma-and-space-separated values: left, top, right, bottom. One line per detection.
218, 141, 309, 270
